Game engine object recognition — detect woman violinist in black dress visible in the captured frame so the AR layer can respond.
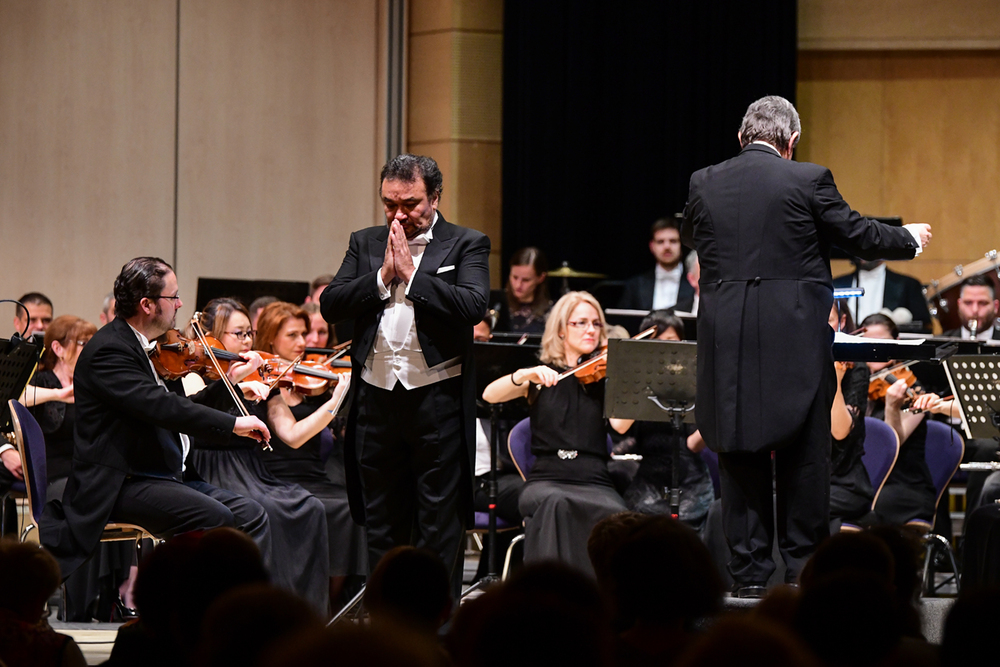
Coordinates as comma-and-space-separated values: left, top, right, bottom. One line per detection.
187, 298, 334, 613
252, 301, 367, 603
483, 291, 630, 577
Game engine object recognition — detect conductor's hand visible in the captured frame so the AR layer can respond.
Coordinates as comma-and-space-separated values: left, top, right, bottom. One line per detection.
904, 223, 932, 250
234, 416, 271, 443
522, 365, 560, 387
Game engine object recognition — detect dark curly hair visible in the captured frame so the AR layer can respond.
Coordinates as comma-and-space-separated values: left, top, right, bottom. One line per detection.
379, 154, 443, 200
113, 257, 173, 320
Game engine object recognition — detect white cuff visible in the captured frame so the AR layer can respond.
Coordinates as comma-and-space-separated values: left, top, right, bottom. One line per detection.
375, 271, 391, 300
403, 272, 415, 296
0, 444, 15, 455
903, 224, 923, 257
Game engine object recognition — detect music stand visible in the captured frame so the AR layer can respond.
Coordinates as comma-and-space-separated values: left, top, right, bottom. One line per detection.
943, 355, 1000, 440
605, 339, 697, 518
0, 337, 42, 433
465, 339, 541, 595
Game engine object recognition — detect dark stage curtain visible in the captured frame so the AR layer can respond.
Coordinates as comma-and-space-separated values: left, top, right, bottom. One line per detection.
502, 0, 798, 284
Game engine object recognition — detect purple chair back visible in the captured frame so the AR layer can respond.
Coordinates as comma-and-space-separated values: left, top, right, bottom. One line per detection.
473, 512, 515, 530
699, 447, 721, 497
9, 400, 47, 523
862, 417, 899, 507
507, 418, 535, 480
924, 420, 965, 511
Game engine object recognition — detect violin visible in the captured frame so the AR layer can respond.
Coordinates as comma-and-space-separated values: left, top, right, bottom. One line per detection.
265, 356, 345, 397
151, 329, 258, 381
868, 361, 923, 406
546, 326, 658, 387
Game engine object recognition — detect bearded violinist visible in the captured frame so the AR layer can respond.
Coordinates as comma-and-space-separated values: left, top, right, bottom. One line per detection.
40, 257, 272, 579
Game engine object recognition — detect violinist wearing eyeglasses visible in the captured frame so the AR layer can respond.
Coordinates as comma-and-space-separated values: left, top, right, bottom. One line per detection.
483, 291, 632, 577
40, 257, 272, 580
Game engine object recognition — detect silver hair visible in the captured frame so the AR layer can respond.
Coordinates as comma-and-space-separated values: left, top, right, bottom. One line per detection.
738, 96, 801, 151
101, 291, 114, 315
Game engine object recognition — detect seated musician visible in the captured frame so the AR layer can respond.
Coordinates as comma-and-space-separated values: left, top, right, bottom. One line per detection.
186, 298, 337, 613
619, 311, 714, 534
943, 275, 1000, 341
39, 257, 272, 580
252, 301, 368, 599
833, 257, 932, 332
482, 291, 630, 578
494, 246, 552, 334
302, 301, 337, 348
861, 313, 953, 529
827, 302, 874, 530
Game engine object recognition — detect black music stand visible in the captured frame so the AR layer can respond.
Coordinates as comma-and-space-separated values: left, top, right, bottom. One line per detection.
463, 339, 540, 596
944, 356, 1000, 441
605, 339, 697, 518
0, 336, 42, 433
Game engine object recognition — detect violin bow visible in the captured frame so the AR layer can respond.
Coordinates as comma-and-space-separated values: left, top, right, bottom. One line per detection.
189, 314, 272, 451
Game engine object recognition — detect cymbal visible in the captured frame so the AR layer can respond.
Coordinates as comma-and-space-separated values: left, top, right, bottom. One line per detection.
548, 265, 607, 279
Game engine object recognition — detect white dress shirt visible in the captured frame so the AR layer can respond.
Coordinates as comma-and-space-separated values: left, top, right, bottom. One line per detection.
652, 263, 683, 310
851, 263, 887, 324
362, 213, 463, 391
129, 323, 190, 470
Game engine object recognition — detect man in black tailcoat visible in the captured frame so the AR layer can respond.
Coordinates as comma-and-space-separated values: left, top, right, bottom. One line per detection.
321, 154, 490, 591
683, 96, 932, 597
40, 257, 272, 578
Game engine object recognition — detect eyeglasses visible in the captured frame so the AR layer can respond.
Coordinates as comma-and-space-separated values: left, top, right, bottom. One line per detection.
223, 330, 255, 341
566, 320, 603, 330
146, 293, 181, 303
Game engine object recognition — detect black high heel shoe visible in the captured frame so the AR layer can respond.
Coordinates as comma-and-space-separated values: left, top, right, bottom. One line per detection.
113, 595, 139, 621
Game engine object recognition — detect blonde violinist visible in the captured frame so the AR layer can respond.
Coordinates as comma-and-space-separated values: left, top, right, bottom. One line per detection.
483, 291, 631, 577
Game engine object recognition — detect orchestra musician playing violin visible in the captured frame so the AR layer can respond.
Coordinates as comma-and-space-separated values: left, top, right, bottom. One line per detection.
827, 302, 875, 531
861, 313, 950, 528
252, 301, 368, 596
482, 291, 631, 578
185, 298, 335, 613
40, 257, 272, 579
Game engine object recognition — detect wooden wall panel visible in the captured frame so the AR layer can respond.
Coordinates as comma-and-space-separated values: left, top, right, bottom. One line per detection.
0, 0, 177, 325
798, 51, 1000, 286
176, 0, 381, 320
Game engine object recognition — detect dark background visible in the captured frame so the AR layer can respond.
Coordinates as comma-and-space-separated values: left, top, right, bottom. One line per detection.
502, 0, 798, 284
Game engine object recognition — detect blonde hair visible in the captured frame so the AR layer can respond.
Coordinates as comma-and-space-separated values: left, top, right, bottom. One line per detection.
539, 291, 607, 367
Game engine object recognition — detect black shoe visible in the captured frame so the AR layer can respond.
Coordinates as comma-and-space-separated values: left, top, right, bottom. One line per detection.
734, 585, 767, 599
113, 595, 139, 621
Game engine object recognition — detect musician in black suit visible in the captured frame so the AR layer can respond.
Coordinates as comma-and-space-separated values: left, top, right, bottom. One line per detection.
321, 154, 490, 589
40, 257, 272, 578
942, 275, 1000, 341
683, 96, 931, 597
619, 217, 696, 313
832, 259, 932, 331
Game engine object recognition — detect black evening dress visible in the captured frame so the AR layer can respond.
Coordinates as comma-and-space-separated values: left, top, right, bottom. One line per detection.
829, 362, 875, 527
260, 393, 368, 578
869, 379, 936, 526
622, 421, 715, 532
188, 385, 331, 613
517, 371, 627, 578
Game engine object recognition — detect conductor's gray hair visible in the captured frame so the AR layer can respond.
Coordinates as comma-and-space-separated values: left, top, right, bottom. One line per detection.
738, 96, 801, 151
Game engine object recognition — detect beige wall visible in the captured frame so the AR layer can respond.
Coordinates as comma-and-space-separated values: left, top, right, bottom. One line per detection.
798, 1, 1000, 286
0, 0, 383, 329
408, 0, 503, 287
797, 52, 1000, 286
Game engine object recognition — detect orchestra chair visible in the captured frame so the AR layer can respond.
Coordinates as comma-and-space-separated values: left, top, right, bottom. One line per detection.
8, 399, 160, 561
914, 420, 965, 595
840, 418, 901, 532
